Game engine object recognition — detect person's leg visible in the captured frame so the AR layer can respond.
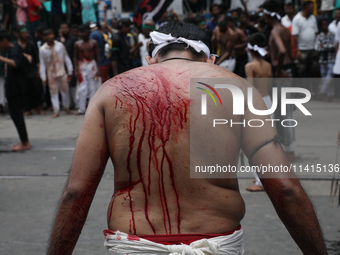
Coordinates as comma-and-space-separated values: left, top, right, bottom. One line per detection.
88, 60, 98, 101
59, 74, 72, 114
7, 95, 31, 150
50, 78, 61, 118
319, 63, 328, 98
100, 63, 111, 84
325, 63, 335, 98
77, 75, 88, 114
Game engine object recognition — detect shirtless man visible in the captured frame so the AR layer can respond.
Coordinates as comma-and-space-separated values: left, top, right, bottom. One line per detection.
245, 32, 272, 192
215, 15, 236, 71
47, 21, 327, 254
262, 0, 297, 163
74, 24, 100, 114
215, 15, 248, 77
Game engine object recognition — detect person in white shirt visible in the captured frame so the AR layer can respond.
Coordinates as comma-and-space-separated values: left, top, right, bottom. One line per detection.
281, 3, 296, 28
138, 20, 155, 66
328, 8, 340, 35
292, 1, 318, 78
39, 29, 73, 118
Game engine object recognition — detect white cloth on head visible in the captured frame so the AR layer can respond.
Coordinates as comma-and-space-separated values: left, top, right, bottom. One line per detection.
150, 31, 211, 58
247, 43, 267, 57
263, 9, 281, 20
104, 229, 244, 255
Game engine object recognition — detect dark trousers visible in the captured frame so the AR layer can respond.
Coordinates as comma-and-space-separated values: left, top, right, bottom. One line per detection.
7, 95, 29, 144
234, 53, 248, 78
24, 77, 44, 112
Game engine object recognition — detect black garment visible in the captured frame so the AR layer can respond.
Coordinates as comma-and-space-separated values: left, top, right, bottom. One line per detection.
111, 33, 131, 75
18, 39, 39, 79
5, 44, 28, 98
2, 0, 13, 32
8, 95, 29, 143
71, 0, 82, 25
57, 34, 78, 63
233, 53, 248, 78
17, 39, 43, 111
5, 44, 30, 144
243, 24, 259, 37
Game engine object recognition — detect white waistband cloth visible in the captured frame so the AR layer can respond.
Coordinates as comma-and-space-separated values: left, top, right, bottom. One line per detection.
104, 229, 244, 255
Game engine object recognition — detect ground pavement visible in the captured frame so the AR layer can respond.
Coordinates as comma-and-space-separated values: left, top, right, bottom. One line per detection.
0, 99, 340, 255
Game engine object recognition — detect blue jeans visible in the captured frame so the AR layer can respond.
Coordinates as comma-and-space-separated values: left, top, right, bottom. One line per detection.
319, 63, 334, 97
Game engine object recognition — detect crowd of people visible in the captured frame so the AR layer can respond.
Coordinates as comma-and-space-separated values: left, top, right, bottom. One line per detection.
0, 0, 339, 156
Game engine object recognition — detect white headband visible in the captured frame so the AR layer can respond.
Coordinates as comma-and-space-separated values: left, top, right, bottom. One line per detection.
149, 31, 211, 58
263, 9, 281, 20
247, 43, 267, 57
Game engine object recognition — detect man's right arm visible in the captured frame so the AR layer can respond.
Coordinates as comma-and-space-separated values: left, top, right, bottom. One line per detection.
241, 85, 327, 255
47, 88, 109, 254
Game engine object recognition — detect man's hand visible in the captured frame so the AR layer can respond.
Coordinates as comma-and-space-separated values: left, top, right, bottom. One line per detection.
337, 130, 340, 145
23, 53, 32, 63
68, 75, 72, 82
42, 80, 47, 86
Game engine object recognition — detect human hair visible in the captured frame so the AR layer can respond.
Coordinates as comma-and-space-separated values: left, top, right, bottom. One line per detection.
318, 18, 328, 28
285, 3, 294, 8
210, 3, 220, 13
302, 1, 314, 10
148, 21, 212, 61
248, 32, 267, 58
43, 28, 54, 36
0, 29, 11, 41
59, 22, 70, 28
35, 24, 48, 35
79, 24, 90, 32
261, 0, 281, 13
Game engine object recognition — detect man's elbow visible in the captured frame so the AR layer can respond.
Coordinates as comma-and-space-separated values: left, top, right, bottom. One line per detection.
264, 179, 307, 204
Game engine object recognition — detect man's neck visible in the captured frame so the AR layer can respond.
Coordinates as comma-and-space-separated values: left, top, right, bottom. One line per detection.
47, 40, 54, 46
301, 10, 310, 19
159, 51, 197, 63
18, 38, 27, 45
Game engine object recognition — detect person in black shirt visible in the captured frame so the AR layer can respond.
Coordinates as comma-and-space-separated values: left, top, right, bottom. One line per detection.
0, 29, 31, 151
16, 25, 45, 115
111, 19, 133, 76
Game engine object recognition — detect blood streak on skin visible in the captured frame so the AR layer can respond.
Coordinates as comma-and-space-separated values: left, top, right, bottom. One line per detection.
111, 68, 188, 235
127, 234, 141, 241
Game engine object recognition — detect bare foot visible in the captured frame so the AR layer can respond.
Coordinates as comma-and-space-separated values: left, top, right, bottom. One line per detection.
246, 184, 265, 192
24, 111, 31, 116
65, 109, 73, 115
76, 112, 85, 115
12, 142, 31, 151
39, 110, 46, 115
52, 112, 60, 118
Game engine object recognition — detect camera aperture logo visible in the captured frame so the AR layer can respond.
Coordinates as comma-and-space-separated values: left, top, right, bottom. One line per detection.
196, 82, 312, 128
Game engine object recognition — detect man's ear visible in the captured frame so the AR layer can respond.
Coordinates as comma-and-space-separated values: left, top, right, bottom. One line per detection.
146, 56, 158, 65
206, 55, 216, 64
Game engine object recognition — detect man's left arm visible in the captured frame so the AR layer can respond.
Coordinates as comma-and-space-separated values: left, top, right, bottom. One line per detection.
47, 90, 109, 255
241, 85, 327, 255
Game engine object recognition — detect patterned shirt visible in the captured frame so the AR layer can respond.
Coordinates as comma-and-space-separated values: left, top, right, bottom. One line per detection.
315, 31, 336, 64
